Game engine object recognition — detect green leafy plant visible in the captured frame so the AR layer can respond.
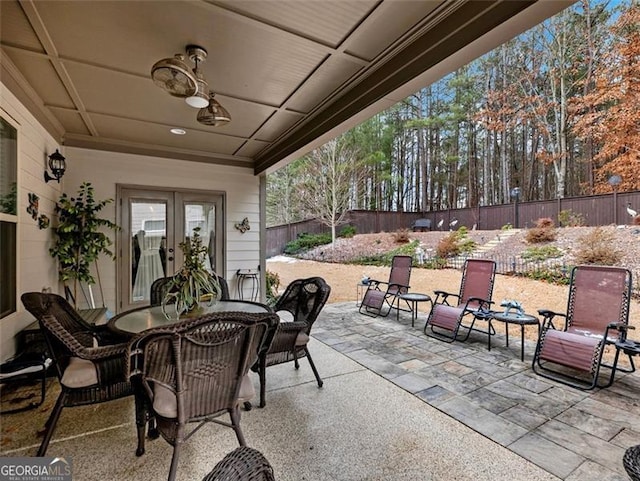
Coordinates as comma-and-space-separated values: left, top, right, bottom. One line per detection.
521, 245, 563, 262
520, 266, 572, 285
501, 223, 513, 230
284, 232, 332, 255
0, 182, 17, 214
265, 270, 281, 306
350, 240, 418, 266
49, 182, 119, 307
162, 227, 221, 318
339, 225, 356, 238
557, 209, 585, 227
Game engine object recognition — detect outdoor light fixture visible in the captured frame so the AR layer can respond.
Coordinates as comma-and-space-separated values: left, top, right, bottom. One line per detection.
151, 45, 231, 124
510, 187, 521, 228
197, 94, 231, 126
44, 149, 66, 183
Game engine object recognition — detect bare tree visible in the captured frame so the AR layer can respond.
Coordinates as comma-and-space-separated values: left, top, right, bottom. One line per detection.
297, 138, 363, 245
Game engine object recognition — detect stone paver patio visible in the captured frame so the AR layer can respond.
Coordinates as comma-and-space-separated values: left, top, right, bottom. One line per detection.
315, 302, 640, 481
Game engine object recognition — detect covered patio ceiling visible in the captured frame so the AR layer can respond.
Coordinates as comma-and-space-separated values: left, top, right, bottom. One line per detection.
0, 1, 573, 175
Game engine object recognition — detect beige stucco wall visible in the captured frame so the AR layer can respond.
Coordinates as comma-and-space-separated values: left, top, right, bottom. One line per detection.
1, 81, 263, 360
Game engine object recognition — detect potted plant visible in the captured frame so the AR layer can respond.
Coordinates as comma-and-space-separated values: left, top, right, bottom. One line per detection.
49, 182, 119, 308
162, 227, 221, 319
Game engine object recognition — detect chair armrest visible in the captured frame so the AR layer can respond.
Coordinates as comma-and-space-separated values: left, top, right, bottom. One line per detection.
463, 297, 492, 313
76, 343, 129, 362
608, 322, 635, 342
266, 321, 307, 354
537, 310, 565, 330
434, 290, 458, 305
92, 324, 131, 345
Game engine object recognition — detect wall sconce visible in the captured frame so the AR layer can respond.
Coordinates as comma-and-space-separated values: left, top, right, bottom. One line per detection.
44, 149, 66, 183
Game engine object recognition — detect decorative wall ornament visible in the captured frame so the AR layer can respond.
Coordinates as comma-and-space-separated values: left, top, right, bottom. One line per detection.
27, 192, 39, 220
37, 214, 50, 229
234, 217, 250, 234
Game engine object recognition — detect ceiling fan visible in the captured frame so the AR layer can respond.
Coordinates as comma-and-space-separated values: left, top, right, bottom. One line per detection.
151, 45, 231, 126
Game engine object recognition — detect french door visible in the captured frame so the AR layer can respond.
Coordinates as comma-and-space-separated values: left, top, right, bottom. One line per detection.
117, 186, 224, 312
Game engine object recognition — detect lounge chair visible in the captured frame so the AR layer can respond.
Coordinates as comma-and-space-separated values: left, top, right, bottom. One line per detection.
532, 265, 633, 390
423, 259, 496, 342
359, 255, 412, 317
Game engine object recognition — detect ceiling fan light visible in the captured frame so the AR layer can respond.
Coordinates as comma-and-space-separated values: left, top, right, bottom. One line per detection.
185, 74, 210, 108
197, 95, 231, 126
151, 54, 197, 97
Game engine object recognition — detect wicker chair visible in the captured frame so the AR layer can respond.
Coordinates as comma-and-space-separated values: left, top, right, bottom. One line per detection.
532, 265, 633, 390
624, 445, 640, 481
20, 292, 144, 456
150, 274, 230, 306
129, 311, 279, 481
424, 259, 496, 342
202, 446, 275, 481
252, 277, 331, 408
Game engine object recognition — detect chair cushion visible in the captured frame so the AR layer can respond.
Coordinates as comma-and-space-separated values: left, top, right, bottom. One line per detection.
237, 374, 256, 403
295, 332, 309, 347
152, 374, 255, 418
60, 357, 98, 388
277, 311, 295, 322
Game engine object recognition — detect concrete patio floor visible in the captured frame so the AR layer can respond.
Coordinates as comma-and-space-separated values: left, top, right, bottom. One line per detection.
316, 302, 639, 481
0, 301, 637, 480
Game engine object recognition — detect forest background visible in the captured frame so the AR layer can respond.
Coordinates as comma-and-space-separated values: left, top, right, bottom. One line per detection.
266, 0, 640, 235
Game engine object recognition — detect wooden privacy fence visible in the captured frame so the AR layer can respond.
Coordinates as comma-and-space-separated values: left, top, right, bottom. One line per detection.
266, 190, 640, 257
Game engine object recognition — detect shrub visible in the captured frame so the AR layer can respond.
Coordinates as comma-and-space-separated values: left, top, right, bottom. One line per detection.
435, 227, 476, 258
558, 209, 585, 227
521, 245, 563, 262
265, 270, 281, 306
436, 232, 459, 258
574, 227, 623, 265
633, 216, 640, 226
284, 232, 331, 255
339, 225, 356, 238
535, 217, 555, 229
525, 217, 557, 243
350, 240, 418, 266
501, 223, 513, 230
520, 266, 572, 285
392, 228, 411, 243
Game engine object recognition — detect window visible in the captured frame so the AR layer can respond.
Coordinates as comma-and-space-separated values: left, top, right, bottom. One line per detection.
0, 116, 18, 319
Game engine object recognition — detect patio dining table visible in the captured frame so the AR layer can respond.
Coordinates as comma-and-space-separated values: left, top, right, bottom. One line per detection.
108, 300, 272, 335
107, 299, 274, 457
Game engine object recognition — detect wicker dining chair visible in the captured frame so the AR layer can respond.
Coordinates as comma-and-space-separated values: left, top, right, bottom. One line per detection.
202, 446, 276, 481
150, 274, 230, 306
20, 292, 145, 457
624, 445, 640, 481
129, 311, 279, 481
251, 277, 331, 408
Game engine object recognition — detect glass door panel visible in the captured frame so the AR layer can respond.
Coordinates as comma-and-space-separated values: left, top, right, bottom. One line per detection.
118, 188, 224, 313
131, 201, 167, 303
